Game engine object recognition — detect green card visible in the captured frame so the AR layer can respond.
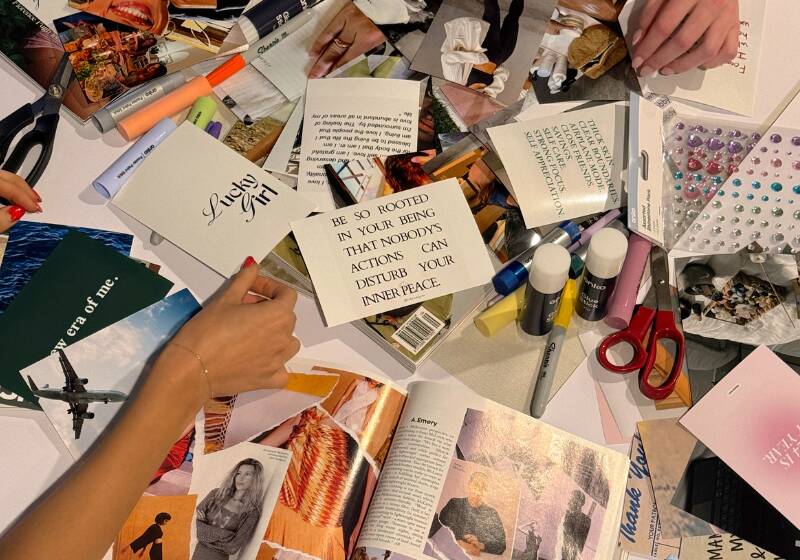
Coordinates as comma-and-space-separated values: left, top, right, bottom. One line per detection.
0, 231, 172, 403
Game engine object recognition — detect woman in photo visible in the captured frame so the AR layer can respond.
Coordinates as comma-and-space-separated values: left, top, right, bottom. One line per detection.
193, 458, 265, 560
129, 512, 171, 560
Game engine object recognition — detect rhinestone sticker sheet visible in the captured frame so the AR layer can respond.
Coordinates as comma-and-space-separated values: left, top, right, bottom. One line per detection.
674, 126, 800, 254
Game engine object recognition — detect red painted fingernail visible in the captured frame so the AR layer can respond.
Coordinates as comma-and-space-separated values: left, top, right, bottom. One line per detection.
7, 206, 25, 221
243, 256, 257, 268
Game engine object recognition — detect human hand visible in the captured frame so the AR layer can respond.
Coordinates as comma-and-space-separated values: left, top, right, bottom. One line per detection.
164, 259, 300, 403
457, 539, 481, 556
0, 171, 42, 233
307, 3, 385, 79
630, 0, 739, 77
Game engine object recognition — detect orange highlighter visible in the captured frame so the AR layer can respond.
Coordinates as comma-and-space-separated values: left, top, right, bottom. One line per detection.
116, 12, 312, 141
117, 56, 243, 141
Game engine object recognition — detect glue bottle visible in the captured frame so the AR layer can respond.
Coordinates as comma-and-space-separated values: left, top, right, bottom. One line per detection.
576, 227, 628, 321
520, 243, 570, 336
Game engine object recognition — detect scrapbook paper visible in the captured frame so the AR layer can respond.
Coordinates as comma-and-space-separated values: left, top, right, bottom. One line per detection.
618, 0, 764, 116
298, 78, 420, 211
114, 122, 315, 277
53, 12, 209, 105
488, 103, 626, 228
291, 178, 495, 326
22, 290, 199, 458
680, 346, 800, 530
0, 221, 133, 315
0, 231, 172, 404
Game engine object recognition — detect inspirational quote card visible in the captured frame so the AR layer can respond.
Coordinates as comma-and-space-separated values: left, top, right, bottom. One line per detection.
298, 78, 421, 212
291, 179, 495, 326
619, 0, 764, 116
488, 103, 626, 229
114, 122, 315, 277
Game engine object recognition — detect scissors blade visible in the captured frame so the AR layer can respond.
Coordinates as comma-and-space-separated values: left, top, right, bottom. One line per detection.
44, 53, 73, 107
650, 246, 674, 313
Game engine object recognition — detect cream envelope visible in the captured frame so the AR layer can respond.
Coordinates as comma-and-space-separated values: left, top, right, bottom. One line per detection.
114, 122, 315, 277
291, 178, 495, 327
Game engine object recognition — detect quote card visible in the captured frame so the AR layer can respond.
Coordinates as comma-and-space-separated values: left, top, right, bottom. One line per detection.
298, 78, 420, 212
114, 122, 315, 277
488, 103, 626, 229
292, 179, 494, 326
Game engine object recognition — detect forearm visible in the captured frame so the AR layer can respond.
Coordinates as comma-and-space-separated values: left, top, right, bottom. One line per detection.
0, 346, 205, 560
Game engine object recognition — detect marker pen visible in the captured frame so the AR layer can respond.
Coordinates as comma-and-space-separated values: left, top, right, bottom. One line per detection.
492, 220, 580, 296
187, 96, 217, 130
92, 118, 177, 199
116, 14, 310, 141
93, 71, 189, 133
529, 278, 576, 418
519, 243, 570, 336
576, 227, 628, 321
567, 208, 623, 252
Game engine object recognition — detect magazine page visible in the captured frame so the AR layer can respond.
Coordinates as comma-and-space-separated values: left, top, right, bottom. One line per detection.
356, 380, 629, 560
187, 358, 407, 560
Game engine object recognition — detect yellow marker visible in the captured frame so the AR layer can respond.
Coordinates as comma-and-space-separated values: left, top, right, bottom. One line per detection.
529, 279, 576, 418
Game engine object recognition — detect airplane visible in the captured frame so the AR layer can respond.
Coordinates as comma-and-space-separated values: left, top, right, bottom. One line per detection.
27, 349, 128, 440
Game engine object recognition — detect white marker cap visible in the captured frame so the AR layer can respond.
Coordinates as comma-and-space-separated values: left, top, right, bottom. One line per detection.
530, 243, 570, 294
585, 228, 629, 279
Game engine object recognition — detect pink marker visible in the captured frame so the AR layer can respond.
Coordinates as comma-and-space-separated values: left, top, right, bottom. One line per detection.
605, 233, 652, 329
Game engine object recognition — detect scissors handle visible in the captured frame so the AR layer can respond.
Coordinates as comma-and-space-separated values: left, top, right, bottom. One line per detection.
639, 309, 685, 400
0, 103, 35, 166
1, 113, 59, 187
597, 306, 656, 373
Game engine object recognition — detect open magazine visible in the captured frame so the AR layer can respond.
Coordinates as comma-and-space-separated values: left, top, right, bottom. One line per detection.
130, 359, 628, 560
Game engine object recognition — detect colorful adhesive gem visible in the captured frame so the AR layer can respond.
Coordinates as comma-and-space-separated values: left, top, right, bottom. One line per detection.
770, 133, 783, 143
771, 182, 783, 192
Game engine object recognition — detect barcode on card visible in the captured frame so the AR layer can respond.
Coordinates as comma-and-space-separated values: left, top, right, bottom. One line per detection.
391, 306, 446, 354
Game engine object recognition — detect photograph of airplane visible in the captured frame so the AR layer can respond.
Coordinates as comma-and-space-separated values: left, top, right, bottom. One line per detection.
27, 349, 128, 440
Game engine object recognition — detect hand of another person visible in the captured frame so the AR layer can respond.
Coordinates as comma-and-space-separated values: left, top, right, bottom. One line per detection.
630, 0, 739, 76
458, 539, 481, 556
307, 3, 386, 79
164, 259, 301, 403
0, 171, 42, 233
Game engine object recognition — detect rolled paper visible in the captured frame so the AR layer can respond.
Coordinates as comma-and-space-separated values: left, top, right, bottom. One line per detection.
187, 96, 217, 130
117, 76, 213, 141
604, 233, 652, 330
92, 118, 177, 199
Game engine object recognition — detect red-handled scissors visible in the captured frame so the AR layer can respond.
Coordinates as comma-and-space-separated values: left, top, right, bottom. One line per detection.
597, 245, 685, 400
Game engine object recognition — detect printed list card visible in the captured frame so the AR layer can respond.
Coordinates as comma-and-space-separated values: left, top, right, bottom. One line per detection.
488, 103, 626, 229
291, 179, 495, 327
298, 78, 420, 212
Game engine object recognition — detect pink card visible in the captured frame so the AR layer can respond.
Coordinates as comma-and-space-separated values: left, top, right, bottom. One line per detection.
679, 346, 800, 529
